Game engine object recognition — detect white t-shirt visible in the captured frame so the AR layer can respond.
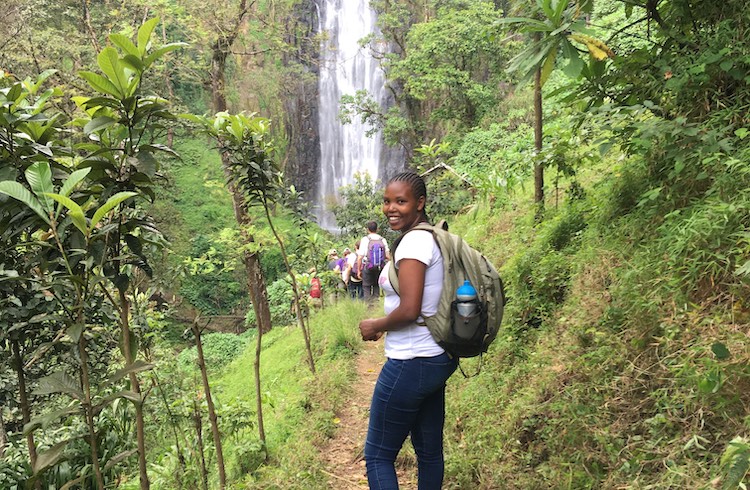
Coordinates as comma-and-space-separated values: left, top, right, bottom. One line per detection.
357, 233, 390, 264
346, 252, 361, 282
379, 230, 444, 359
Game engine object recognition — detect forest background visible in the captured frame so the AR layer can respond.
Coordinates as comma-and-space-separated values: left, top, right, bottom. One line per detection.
1, 0, 750, 489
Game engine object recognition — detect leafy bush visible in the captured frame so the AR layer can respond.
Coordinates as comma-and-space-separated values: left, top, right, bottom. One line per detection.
424, 170, 474, 221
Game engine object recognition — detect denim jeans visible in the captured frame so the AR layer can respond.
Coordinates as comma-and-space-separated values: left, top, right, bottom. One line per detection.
365, 352, 458, 489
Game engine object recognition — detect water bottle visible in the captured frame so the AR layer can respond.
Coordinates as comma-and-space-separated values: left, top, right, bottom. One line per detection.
456, 280, 477, 317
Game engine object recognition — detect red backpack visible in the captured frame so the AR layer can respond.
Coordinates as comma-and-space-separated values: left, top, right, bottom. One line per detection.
310, 277, 321, 298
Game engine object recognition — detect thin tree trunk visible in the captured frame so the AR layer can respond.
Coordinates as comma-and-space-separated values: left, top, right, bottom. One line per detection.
161, 21, 175, 148
254, 320, 266, 444
192, 320, 226, 489
0, 406, 7, 458
262, 202, 315, 374
11, 340, 40, 490
208, 0, 272, 336
119, 291, 150, 490
193, 399, 209, 490
81, 0, 101, 52
533, 64, 544, 219
151, 371, 187, 482
79, 335, 105, 490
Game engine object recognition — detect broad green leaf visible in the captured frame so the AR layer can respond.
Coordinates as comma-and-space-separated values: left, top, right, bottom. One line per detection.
33, 371, 83, 399
79, 71, 122, 98
121, 54, 145, 73
496, 17, 550, 31
109, 33, 140, 57
0, 181, 50, 224
84, 116, 117, 135
97, 47, 128, 95
6, 83, 22, 103
137, 18, 160, 55
108, 360, 154, 384
91, 191, 137, 228
540, 44, 559, 87
562, 38, 584, 78
712, 342, 730, 360
60, 476, 87, 490
103, 390, 145, 406
143, 42, 188, 68
103, 449, 138, 471
24, 407, 79, 435
58, 167, 91, 198
32, 440, 68, 475
25, 161, 54, 213
45, 193, 88, 235
552, 0, 569, 24
67, 322, 85, 342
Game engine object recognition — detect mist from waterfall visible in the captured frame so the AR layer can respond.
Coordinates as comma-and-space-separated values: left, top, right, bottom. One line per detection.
316, 0, 391, 230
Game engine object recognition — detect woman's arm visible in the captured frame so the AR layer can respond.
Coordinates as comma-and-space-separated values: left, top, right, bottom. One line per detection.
359, 258, 426, 341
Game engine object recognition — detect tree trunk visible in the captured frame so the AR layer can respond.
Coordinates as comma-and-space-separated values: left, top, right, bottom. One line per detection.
161, 21, 175, 148
119, 291, 150, 490
262, 202, 316, 374
193, 399, 209, 490
208, 0, 273, 335
79, 335, 105, 490
533, 64, 544, 218
11, 340, 40, 490
192, 321, 226, 489
0, 405, 7, 458
254, 320, 266, 444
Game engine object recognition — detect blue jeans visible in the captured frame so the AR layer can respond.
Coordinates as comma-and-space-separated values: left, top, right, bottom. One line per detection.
365, 352, 458, 489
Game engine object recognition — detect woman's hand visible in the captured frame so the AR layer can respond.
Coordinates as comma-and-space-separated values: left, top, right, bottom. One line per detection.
359, 318, 384, 341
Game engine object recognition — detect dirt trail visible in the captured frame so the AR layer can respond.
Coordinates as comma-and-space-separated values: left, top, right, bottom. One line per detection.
320, 341, 417, 489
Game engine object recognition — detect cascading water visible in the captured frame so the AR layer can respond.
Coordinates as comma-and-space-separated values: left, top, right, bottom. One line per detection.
315, 0, 395, 230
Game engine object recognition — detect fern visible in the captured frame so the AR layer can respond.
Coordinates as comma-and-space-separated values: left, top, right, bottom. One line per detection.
720, 437, 750, 490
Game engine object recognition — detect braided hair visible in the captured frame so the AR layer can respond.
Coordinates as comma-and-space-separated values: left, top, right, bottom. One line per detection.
386, 171, 429, 223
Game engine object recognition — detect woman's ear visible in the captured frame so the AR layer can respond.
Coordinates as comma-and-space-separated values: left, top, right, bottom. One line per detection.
417, 196, 425, 212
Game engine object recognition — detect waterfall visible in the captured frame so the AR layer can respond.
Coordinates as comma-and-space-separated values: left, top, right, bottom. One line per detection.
316, 0, 395, 230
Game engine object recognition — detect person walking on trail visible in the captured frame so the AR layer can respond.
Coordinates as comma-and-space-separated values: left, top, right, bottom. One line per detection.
357, 221, 390, 305
358, 172, 458, 490
347, 242, 364, 299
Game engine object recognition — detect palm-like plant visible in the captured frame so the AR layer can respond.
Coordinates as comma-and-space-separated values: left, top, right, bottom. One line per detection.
498, 0, 613, 215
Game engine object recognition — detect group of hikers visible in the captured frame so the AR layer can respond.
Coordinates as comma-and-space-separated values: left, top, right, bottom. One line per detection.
323, 220, 391, 303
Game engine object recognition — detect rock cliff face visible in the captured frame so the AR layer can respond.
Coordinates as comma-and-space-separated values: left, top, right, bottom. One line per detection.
282, 0, 320, 203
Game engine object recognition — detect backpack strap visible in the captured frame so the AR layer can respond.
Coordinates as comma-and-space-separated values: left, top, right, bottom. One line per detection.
387, 221, 443, 295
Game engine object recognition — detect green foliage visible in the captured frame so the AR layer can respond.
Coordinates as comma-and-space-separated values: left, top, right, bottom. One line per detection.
330, 172, 384, 241
718, 437, 750, 489
177, 333, 249, 372
423, 170, 473, 221
180, 233, 247, 315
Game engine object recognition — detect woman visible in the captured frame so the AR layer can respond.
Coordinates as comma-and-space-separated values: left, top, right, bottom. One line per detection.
359, 172, 458, 489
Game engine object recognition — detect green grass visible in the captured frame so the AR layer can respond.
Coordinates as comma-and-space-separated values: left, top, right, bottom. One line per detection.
214, 299, 371, 489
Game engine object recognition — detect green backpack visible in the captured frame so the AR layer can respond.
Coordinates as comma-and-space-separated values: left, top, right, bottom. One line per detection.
388, 220, 505, 359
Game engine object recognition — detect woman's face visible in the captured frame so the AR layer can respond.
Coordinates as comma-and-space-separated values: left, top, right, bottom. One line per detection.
383, 181, 425, 232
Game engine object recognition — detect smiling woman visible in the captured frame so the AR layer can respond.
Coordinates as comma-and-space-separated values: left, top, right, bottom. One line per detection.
358, 171, 457, 490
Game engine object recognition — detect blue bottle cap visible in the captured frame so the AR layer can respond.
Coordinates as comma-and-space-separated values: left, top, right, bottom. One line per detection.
456, 280, 476, 301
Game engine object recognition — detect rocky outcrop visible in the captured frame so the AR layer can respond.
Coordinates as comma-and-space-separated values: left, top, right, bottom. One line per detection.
282, 0, 320, 204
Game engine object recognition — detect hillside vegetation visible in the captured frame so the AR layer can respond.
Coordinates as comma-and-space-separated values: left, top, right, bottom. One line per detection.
2, 1, 750, 489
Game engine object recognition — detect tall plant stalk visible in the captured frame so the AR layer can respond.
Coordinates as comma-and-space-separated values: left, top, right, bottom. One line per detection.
192, 319, 226, 489
11, 340, 40, 490
118, 291, 150, 489
78, 334, 105, 490
261, 200, 315, 374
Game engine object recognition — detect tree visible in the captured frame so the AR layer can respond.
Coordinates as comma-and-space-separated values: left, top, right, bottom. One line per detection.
0, 18, 183, 489
498, 0, 613, 215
